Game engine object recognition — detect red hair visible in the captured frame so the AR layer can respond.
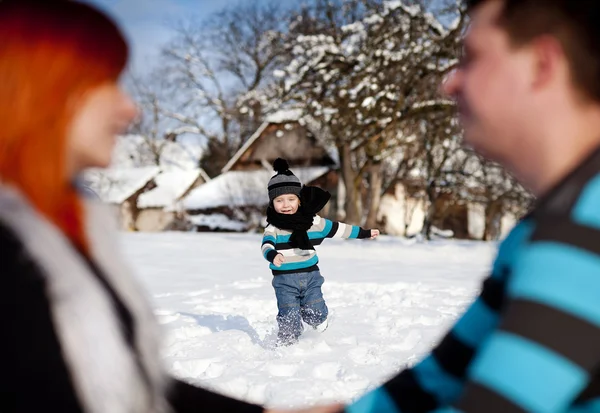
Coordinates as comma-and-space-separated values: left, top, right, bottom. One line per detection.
0, 0, 129, 252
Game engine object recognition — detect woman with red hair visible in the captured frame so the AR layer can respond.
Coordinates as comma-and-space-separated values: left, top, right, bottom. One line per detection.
0, 1, 273, 412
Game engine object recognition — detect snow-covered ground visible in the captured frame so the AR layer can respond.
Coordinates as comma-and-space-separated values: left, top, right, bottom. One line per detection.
122, 232, 497, 410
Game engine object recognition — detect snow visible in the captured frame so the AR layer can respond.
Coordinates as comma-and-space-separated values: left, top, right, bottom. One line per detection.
138, 169, 203, 209
265, 108, 304, 123
83, 166, 160, 204
361, 97, 376, 108
122, 232, 496, 409
273, 70, 286, 78
182, 167, 331, 210
187, 214, 248, 231
411, 99, 455, 110
364, 14, 384, 25
384, 1, 404, 13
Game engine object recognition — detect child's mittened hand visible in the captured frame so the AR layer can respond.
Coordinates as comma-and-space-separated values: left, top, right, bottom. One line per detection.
274, 254, 285, 267
370, 229, 380, 239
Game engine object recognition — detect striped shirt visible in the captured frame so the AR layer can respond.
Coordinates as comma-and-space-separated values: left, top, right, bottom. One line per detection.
347, 147, 600, 413
261, 215, 371, 275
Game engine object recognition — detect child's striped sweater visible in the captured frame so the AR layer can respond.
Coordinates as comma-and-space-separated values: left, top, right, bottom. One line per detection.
261, 215, 371, 275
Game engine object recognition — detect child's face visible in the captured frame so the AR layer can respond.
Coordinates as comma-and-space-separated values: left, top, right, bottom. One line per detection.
273, 194, 300, 214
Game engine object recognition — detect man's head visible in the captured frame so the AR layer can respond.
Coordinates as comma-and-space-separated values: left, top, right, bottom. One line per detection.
443, 0, 600, 169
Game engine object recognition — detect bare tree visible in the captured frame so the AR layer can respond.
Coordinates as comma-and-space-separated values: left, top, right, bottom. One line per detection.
157, 1, 290, 176
400, 109, 466, 239
120, 73, 202, 170
259, 0, 465, 224
126, 74, 171, 165
466, 156, 534, 240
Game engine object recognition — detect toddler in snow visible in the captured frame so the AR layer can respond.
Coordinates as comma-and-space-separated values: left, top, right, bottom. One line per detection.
261, 158, 379, 346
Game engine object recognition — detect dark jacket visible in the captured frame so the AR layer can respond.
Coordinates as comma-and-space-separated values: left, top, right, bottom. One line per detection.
0, 186, 262, 413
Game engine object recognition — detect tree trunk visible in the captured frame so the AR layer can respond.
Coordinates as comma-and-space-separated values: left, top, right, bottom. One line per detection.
364, 161, 383, 229
336, 175, 346, 221
420, 183, 437, 240
339, 143, 362, 225
482, 203, 493, 241
483, 199, 503, 241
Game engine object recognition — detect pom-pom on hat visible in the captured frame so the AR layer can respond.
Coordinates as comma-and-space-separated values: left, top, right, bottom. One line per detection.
268, 158, 302, 201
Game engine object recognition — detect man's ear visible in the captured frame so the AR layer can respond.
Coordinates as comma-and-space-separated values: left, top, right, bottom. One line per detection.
530, 34, 566, 91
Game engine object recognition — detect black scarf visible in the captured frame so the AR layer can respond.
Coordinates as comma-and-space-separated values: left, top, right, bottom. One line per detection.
266, 185, 331, 250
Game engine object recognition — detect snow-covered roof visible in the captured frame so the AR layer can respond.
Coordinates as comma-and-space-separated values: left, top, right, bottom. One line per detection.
182, 166, 330, 210
265, 108, 303, 123
84, 166, 161, 204
137, 169, 203, 209
187, 213, 248, 231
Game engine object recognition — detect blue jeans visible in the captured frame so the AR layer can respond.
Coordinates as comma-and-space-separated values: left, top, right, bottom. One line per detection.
272, 270, 328, 344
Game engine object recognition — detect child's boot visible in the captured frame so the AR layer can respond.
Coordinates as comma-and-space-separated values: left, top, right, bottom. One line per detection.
313, 318, 328, 333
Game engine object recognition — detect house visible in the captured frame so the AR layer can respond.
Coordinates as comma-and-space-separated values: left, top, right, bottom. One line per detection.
81, 133, 211, 231
84, 167, 209, 231
221, 109, 337, 172
180, 109, 340, 231
136, 168, 210, 231
377, 179, 427, 237
182, 167, 333, 231
83, 166, 161, 230
378, 178, 518, 240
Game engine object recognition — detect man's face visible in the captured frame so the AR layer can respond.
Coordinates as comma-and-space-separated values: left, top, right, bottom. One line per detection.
443, 0, 534, 163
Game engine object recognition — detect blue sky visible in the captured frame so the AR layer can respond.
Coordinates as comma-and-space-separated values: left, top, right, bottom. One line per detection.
83, 0, 297, 73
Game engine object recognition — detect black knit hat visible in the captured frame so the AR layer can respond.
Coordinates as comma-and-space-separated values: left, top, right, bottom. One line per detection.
268, 158, 302, 201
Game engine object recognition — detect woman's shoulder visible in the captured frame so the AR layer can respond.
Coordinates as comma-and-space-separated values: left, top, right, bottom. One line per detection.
0, 219, 42, 277
0, 219, 26, 251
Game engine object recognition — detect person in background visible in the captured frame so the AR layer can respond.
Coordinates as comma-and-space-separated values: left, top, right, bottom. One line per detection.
291, 0, 600, 411
0, 1, 339, 412
262, 158, 379, 346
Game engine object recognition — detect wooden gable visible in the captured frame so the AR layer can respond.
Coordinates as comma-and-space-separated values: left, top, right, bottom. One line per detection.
228, 121, 335, 171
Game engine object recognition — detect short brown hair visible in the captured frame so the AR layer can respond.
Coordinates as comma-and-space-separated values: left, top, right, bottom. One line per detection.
466, 0, 600, 102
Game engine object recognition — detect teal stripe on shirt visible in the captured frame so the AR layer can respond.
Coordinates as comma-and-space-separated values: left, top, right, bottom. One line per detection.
573, 174, 600, 230
275, 234, 291, 243
270, 254, 319, 271
347, 387, 400, 413
262, 235, 276, 245
470, 332, 586, 412
309, 219, 333, 239
490, 220, 534, 275
509, 243, 600, 327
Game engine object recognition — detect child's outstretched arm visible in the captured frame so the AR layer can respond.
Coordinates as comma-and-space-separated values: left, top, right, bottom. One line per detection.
319, 217, 379, 240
